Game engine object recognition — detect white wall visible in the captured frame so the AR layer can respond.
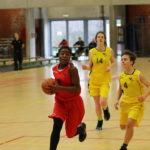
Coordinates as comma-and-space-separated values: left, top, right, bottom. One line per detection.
0, 0, 150, 9
47, 5, 126, 19
48, 6, 106, 19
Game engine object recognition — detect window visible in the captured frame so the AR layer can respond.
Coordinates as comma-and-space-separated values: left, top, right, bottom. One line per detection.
116, 19, 122, 27
105, 19, 110, 47
88, 20, 103, 43
51, 21, 66, 56
68, 20, 84, 46
49, 19, 111, 57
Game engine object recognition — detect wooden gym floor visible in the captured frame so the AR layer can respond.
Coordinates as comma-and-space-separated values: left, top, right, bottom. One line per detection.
0, 57, 150, 150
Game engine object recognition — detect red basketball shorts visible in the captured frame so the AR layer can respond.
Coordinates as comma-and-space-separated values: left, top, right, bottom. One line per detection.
48, 96, 85, 137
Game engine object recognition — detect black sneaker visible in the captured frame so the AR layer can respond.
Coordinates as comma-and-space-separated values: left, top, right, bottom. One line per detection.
96, 120, 103, 130
77, 122, 87, 142
120, 146, 127, 150
103, 107, 110, 121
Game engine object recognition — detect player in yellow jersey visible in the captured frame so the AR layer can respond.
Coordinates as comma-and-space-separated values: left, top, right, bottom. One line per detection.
82, 31, 115, 130
114, 50, 150, 150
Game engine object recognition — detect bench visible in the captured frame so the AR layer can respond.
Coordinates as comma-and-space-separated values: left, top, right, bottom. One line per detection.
0, 58, 13, 65
23, 57, 59, 66
0, 57, 59, 67
0, 57, 40, 65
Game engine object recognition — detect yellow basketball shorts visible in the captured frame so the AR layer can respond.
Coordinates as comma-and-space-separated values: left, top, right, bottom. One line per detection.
120, 101, 144, 126
89, 83, 110, 97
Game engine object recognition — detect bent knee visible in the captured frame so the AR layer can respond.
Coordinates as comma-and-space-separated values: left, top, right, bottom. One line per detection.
126, 119, 136, 128
120, 125, 126, 130
66, 131, 76, 138
126, 123, 135, 129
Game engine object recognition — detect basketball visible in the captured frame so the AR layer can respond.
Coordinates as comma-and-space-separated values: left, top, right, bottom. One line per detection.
41, 78, 55, 95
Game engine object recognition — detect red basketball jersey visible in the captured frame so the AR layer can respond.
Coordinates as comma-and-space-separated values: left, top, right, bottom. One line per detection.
53, 63, 81, 101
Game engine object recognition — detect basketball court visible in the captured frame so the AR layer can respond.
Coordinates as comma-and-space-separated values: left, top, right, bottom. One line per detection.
0, 58, 150, 150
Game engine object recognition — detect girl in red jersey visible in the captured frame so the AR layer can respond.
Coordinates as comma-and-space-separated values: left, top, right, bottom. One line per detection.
48, 46, 86, 150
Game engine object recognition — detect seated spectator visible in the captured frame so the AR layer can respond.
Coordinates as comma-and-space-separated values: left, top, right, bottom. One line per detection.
89, 38, 97, 50
86, 38, 97, 56
58, 39, 69, 48
55, 39, 69, 57
73, 37, 85, 59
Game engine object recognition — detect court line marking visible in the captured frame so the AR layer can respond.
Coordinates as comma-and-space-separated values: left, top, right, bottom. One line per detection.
1, 135, 150, 146
24, 135, 150, 141
0, 136, 25, 145
0, 99, 49, 112
0, 75, 43, 86
1, 119, 150, 124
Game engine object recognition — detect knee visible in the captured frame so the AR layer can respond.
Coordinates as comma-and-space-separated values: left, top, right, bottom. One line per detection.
120, 125, 126, 130
66, 134, 74, 138
126, 122, 134, 129
100, 98, 107, 107
66, 128, 77, 138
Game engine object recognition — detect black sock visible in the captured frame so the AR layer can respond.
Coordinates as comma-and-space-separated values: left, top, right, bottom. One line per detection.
103, 106, 108, 110
97, 120, 103, 127
50, 118, 63, 150
122, 143, 128, 148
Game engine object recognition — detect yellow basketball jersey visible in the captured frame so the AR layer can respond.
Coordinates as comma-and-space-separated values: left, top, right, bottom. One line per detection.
119, 69, 144, 103
89, 47, 111, 86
